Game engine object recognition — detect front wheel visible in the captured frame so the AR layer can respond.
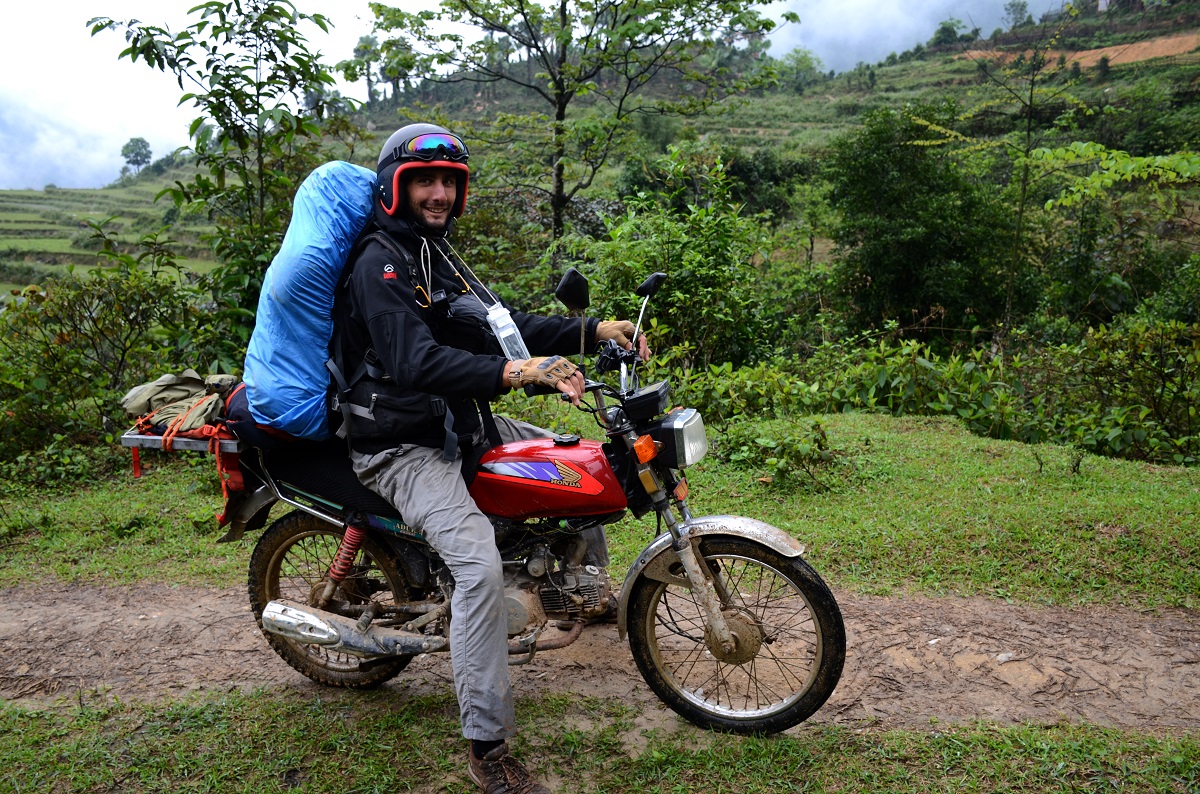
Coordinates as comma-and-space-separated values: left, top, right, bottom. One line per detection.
626, 537, 845, 734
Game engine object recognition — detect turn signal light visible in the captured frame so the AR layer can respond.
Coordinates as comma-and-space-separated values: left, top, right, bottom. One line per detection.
673, 478, 689, 502
633, 434, 659, 463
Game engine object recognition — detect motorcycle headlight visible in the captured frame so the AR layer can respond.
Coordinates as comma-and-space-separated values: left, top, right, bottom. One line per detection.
658, 408, 708, 469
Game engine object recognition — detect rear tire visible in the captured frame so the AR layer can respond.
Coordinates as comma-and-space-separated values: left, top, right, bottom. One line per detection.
626, 537, 845, 734
248, 511, 414, 688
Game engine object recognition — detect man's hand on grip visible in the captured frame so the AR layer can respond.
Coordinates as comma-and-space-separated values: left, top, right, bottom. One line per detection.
597, 320, 650, 361
507, 355, 583, 404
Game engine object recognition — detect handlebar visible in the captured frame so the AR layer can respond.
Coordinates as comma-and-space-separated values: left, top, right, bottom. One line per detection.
531, 378, 612, 400
522, 383, 562, 398
521, 341, 640, 405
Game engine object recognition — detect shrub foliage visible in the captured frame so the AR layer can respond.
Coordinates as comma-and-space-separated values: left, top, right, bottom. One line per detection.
667, 320, 1199, 466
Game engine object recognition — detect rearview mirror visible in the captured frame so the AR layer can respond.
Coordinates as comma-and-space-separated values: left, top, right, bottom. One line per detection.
555, 267, 590, 312
635, 272, 668, 299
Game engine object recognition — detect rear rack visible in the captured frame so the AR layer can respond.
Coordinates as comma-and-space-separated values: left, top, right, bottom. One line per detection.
120, 428, 243, 454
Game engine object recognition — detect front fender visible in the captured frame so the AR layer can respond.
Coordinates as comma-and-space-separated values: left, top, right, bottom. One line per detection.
616, 515, 807, 640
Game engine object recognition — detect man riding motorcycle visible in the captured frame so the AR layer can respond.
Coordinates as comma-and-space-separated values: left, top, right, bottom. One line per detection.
331, 123, 646, 793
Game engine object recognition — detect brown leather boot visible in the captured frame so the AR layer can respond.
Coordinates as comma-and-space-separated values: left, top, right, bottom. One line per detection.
467, 743, 551, 794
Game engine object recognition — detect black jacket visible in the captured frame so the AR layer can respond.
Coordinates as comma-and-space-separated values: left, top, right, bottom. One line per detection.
333, 219, 598, 454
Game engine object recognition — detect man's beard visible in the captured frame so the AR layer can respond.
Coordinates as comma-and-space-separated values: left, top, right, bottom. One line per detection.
411, 213, 450, 234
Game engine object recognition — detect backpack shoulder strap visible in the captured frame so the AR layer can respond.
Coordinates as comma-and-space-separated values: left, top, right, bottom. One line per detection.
327, 227, 417, 448
353, 229, 416, 277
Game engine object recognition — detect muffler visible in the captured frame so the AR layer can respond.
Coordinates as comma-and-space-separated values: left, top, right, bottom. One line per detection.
261, 600, 447, 659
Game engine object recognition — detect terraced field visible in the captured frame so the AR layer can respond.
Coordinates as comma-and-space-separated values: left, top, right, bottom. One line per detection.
0, 174, 215, 299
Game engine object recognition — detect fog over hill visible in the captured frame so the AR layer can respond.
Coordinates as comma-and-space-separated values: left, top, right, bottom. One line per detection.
2, 0, 1067, 190
0, 0, 371, 192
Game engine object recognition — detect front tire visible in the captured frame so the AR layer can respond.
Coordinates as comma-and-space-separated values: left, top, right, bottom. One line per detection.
626, 537, 845, 734
248, 511, 414, 689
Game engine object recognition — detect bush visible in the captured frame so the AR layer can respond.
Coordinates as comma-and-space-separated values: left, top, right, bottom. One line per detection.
1038, 194, 1197, 328
666, 319, 1199, 465
826, 102, 1020, 342
0, 227, 207, 461
1043, 319, 1199, 462
0, 438, 129, 494
716, 417, 846, 492
1135, 253, 1200, 324
618, 141, 812, 221
561, 146, 772, 369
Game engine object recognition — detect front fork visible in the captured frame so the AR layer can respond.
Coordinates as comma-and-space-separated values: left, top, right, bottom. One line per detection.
638, 459, 738, 655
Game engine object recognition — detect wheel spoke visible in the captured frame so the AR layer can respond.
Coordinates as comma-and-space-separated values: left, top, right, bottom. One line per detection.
250, 514, 417, 688
633, 545, 842, 727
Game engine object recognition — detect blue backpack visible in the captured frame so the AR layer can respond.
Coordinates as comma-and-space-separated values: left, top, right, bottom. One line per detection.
242, 161, 377, 440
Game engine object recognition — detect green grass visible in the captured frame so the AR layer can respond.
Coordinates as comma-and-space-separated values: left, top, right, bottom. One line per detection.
1, 415, 1196, 792
0, 451, 257, 588
3, 414, 1196, 612
0, 221, 68, 231
0, 237, 86, 253
0, 173, 217, 275
0, 690, 1195, 793
604, 414, 1200, 611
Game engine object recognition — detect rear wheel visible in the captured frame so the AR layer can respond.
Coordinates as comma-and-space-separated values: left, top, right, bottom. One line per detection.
248, 511, 414, 688
626, 537, 845, 734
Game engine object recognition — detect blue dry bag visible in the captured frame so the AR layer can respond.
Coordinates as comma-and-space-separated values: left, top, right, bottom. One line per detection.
243, 161, 377, 440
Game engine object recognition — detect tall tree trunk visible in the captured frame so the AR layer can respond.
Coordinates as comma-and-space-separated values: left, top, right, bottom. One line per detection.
549, 0, 570, 258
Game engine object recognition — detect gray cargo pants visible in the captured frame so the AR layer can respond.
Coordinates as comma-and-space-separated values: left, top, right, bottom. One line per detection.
351, 415, 608, 741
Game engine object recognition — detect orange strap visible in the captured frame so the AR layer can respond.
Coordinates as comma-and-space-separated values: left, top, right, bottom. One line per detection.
160, 397, 214, 451
213, 437, 244, 527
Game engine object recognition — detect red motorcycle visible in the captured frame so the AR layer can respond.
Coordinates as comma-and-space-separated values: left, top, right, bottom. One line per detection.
220, 270, 845, 734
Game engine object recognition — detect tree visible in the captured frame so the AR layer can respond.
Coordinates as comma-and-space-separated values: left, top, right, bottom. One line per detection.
928, 7, 1088, 333
826, 103, 1016, 340
379, 38, 417, 106
1003, 0, 1030, 30
121, 137, 152, 173
91, 0, 338, 369
338, 35, 382, 108
930, 18, 966, 47
371, 0, 790, 246
0, 230, 196, 456
778, 47, 824, 95
565, 145, 771, 369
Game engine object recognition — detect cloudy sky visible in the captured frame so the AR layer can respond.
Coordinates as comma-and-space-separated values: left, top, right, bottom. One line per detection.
0, 0, 1065, 190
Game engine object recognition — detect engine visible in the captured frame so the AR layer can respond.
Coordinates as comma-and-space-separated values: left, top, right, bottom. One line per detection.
502, 563, 613, 638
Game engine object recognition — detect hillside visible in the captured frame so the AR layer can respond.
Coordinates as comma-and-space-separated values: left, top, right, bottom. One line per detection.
0, 167, 216, 299
3, 5, 1199, 301
965, 29, 1200, 66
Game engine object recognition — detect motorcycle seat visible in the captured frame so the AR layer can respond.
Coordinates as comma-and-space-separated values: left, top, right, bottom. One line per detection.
261, 440, 404, 520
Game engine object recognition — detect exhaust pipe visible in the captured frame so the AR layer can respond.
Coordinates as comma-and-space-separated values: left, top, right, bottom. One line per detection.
261, 600, 447, 659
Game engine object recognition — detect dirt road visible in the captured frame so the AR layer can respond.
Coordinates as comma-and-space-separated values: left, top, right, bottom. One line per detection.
2, 583, 1196, 732
963, 31, 1200, 68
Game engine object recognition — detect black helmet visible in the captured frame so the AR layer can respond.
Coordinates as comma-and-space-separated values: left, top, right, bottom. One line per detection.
376, 123, 470, 220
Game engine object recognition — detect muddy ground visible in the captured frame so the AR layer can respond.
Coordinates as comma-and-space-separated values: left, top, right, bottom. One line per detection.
2, 583, 1196, 733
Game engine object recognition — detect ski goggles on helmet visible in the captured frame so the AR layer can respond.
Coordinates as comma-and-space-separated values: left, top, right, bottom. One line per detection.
378, 133, 469, 170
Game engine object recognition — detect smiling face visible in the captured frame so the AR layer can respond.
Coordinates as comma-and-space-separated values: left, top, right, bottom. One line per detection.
404, 167, 459, 230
